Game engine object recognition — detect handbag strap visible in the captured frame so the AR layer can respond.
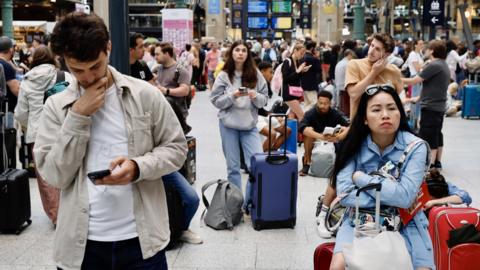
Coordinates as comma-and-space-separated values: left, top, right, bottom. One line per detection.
396, 139, 431, 177
201, 179, 225, 209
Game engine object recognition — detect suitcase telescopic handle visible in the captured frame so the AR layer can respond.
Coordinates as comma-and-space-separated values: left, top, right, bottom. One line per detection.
266, 114, 289, 165
355, 183, 382, 230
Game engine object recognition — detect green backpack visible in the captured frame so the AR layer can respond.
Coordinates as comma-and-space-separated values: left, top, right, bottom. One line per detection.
43, 70, 69, 103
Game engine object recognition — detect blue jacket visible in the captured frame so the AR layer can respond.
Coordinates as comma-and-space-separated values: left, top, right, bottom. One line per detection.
448, 183, 472, 205
337, 130, 431, 245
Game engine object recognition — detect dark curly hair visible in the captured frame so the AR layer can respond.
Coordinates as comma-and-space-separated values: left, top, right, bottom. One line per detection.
50, 12, 109, 62
372, 33, 395, 54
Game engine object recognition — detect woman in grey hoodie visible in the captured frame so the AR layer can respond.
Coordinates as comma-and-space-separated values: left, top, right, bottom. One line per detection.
210, 40, 268, 208
14, 46, 72, 227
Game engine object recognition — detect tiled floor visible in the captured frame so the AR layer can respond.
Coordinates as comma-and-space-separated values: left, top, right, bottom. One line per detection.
1, 91, 479, 269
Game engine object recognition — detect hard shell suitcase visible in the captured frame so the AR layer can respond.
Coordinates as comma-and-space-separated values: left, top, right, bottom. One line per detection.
0, 169, 32, 234
179, 136, 196, 184
313, 242, 335, 270
462, 84, 480, 119
428, 206, 480, 270
250, 115, 298, 230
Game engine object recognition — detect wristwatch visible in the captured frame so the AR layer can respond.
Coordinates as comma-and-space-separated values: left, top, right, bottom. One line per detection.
166, 88, 170, 96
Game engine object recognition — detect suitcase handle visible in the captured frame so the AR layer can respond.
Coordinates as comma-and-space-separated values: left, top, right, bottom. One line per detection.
355, 183, 382, 230
266, 114, 289, 165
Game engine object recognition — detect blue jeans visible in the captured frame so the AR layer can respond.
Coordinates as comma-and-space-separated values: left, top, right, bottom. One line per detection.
219, 121, 262, 205
162, 171, 199, 231
57, 237, 168, 270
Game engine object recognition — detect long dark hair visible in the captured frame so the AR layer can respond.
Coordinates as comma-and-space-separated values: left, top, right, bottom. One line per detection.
222, 40, 258, 89
31, 46, 57, 69
330, 86, 411, 188
446, 40, 457, 53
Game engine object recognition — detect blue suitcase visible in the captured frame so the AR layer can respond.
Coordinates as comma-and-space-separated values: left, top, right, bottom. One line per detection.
462, 84, 480, 119
280, 119, 297, 153
249, 115, 298, 230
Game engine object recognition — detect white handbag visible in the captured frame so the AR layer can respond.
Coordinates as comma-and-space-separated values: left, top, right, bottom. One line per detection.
342, 183, 414, 270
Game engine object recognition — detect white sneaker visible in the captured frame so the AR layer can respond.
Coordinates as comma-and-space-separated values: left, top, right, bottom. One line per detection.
179, 229, 203, 244
316, 214, 332, 239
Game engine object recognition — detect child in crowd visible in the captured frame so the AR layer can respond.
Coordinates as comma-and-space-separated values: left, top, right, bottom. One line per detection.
256, 113, 291, 152
424, 168, 472, 209
445, 80, 464, 117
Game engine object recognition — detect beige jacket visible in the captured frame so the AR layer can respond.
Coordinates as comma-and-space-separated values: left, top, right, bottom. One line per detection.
33, 66, 187, 270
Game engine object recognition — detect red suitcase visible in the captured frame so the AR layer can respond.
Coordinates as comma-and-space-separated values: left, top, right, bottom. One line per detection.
313, 242, 335, 270
428, 206, 480, 270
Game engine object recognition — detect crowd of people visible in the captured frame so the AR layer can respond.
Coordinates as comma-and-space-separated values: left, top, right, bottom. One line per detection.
1, 10, 476, 270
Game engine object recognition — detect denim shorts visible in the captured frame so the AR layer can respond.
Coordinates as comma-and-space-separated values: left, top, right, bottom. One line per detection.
208, 70, 215, 83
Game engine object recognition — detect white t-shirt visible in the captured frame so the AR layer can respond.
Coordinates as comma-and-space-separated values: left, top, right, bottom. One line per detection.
85, 84, 137, 241
406, 51, 424, 76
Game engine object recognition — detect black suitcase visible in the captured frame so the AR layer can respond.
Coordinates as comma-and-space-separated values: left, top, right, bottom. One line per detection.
179, 136, 196, 184
0, 128, 17, 172
0, 169, 32, 234
164, 182, 184, 250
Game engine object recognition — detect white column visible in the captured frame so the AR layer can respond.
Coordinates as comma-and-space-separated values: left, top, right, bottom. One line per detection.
205, 0, 226, 41
94, 0, 109, 30
317, 1, 342, 42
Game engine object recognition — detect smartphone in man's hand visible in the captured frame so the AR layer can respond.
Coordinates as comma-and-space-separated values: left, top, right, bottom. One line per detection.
87, 169, 111, 183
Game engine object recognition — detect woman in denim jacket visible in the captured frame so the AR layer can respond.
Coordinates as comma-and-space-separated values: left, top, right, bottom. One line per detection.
329, 84, 434, 270
210, 40, 268, 207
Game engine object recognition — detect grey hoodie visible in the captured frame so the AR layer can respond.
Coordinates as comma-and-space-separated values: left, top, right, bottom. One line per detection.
210, 70, 268, 130
14, 64, 72, 143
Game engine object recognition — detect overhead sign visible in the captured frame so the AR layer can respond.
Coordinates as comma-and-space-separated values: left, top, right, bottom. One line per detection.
231, 0, 243, 28
300, 1, 311, 28
423, 0, 444, 27
208, 0, 221, 15
162, 9, 193, 53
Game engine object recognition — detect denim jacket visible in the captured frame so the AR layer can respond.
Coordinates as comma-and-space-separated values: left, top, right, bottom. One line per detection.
448, 183, 473, 205
337, 131, 432, 246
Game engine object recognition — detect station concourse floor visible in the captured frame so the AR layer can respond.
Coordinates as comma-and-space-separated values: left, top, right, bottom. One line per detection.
1, 91, 479, 269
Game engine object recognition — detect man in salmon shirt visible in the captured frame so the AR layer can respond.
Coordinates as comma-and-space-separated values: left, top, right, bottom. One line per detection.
344, 33, 403, 119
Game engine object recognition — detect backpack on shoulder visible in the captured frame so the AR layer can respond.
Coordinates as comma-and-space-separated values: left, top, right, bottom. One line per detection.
263, 48, 272, 63
271, 58, 291, 95
44, 70, 69, 103
201, 179, 244, 230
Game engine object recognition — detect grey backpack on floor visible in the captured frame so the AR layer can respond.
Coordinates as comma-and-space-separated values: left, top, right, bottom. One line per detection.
201, 179, 244, 230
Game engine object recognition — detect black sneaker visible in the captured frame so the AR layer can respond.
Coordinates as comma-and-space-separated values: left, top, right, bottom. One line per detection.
435, 161, 443, 170
300, 164, 310, 176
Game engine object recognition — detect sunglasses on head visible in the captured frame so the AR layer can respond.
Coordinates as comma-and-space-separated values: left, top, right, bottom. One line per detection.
365, 84, 395, 96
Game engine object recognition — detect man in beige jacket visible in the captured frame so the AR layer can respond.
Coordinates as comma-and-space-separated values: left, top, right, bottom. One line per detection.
33, 12, 187, 270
